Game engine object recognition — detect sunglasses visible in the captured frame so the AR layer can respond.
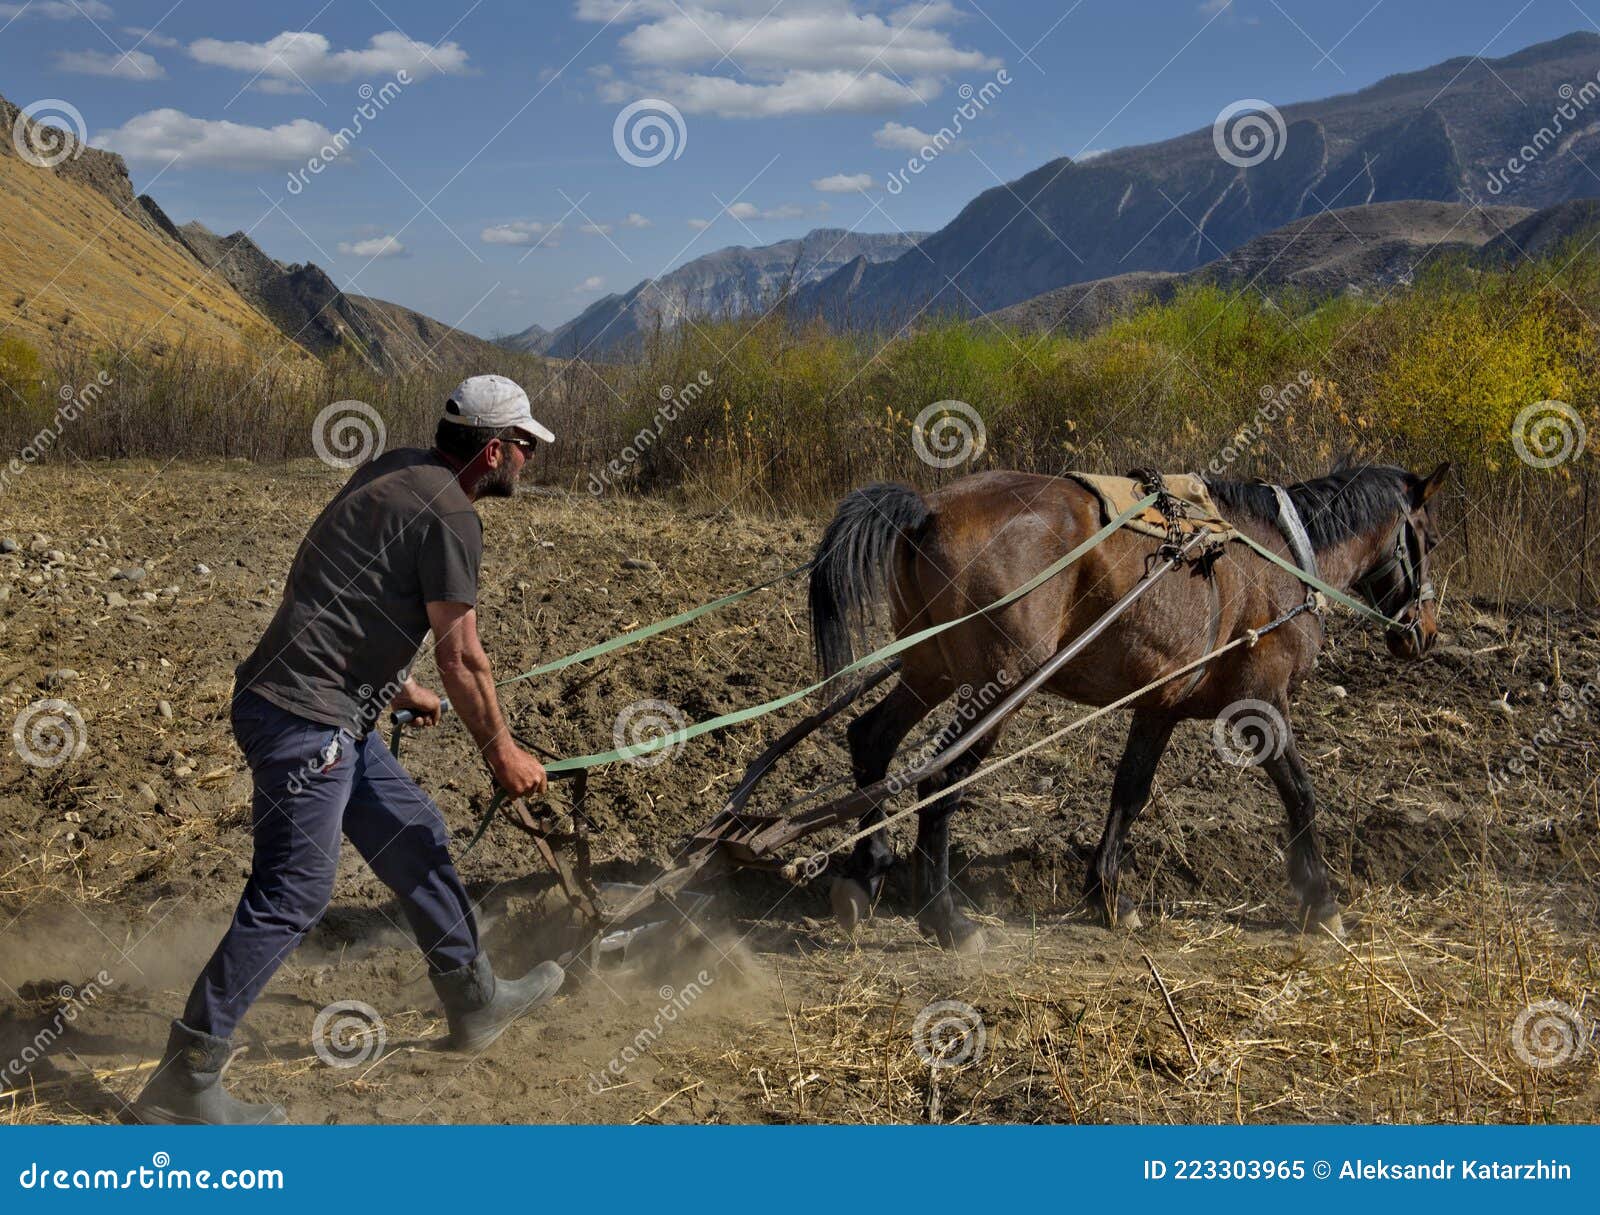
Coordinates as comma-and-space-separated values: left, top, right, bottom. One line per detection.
503, 436, 537, 454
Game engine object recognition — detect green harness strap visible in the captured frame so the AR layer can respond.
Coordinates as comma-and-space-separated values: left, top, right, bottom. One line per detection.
1230, 531, 1406, 630
495, 560, 814, 687
541, 493, 1159, 773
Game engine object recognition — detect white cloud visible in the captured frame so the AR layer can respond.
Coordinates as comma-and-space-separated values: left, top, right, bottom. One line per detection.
0, 2, 113, 18
582, 1, 999, 118
812, 172, 873, 192
480, 220, 559, 246
1198, 0, 1231, 15
575, 275, 606, 293
621, 211, 652, 228
124, 26, 183, 49
580, 221, 613, 236
55, 49, 166, 80
724, 201, 803, 221
874, 121, 936, 151
93, 109, 341, 171
338, 235, 407, 258
687, 218, 711, 230
187, 30, 468, 86
1077, 147, 1109, 161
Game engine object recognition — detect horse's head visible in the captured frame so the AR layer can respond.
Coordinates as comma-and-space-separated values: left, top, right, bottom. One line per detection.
1353, 462, 1448, 660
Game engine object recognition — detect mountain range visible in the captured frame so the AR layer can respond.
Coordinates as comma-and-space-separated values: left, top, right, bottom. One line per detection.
782, 31, 1600, 331
499, 228, 925, 358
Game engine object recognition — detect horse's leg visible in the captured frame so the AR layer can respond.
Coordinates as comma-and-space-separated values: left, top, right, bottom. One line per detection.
911, 722, 1001, 953
831, 678, 932, 933
1084, 710, 1175, 930
1258, 725, 1344, 939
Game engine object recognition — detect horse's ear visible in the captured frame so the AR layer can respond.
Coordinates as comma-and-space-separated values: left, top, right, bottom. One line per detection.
1413, 461, 1450, 505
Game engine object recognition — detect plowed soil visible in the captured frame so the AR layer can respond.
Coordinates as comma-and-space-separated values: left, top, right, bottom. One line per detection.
2, 461, 1597, 1124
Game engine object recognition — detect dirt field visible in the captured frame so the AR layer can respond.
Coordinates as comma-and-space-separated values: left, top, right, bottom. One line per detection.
1, 460, 1597, 1125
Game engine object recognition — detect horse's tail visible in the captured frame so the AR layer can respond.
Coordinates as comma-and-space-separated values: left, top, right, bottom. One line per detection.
809, 482, 931, 677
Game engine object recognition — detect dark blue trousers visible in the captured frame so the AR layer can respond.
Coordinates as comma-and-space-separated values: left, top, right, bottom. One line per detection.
183, 689, 479, 1039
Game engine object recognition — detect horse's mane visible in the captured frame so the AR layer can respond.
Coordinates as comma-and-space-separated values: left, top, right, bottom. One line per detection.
1204, 464, 1410, 550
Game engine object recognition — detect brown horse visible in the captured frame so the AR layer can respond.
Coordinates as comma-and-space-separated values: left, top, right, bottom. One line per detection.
807, 462, 1448, 950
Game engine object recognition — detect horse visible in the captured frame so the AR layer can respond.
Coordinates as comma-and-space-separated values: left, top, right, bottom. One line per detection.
806, 461, 1448, 951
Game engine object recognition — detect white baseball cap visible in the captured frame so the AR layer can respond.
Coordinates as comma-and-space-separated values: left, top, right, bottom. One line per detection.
441, 374, 554, 444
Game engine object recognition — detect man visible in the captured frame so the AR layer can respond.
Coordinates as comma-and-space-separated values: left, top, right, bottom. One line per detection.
133, 375, 560, 1125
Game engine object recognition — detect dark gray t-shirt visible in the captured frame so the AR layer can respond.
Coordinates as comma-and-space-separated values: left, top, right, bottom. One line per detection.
235, 448, 482, 732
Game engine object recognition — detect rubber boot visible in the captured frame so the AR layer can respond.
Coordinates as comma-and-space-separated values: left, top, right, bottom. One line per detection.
430, 952, 564, 1054
130, 1019, 287, 1125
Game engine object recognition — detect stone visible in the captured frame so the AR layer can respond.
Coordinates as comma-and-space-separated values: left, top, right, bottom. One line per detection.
157, 700, 173, 720
44, 549, 66, 564
193, 563, 210, 575
621, 557, 655, 571
44, 668, 79, 687
114, 566, 148, 583
1329, 685, 1348, 699
0, 538, 16, 553
104, 591, 128, 608
139, 591, 158, 602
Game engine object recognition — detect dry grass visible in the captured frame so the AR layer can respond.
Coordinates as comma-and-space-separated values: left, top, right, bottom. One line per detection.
644, 880, 1598, 1125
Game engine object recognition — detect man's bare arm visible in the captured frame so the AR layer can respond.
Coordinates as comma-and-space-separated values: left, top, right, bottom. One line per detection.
425, 600, 547, 798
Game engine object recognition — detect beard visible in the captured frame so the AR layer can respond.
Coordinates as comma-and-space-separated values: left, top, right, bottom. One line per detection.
473, 458, 520, 499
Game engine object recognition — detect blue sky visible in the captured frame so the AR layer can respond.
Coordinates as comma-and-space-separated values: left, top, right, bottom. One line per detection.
0, 0, 1591, 338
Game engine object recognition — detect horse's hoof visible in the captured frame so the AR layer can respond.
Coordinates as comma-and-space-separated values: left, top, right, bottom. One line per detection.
830, 877, 872, 936
920, 915, 987, 954
1303, 907, 1345, 941
1095, 894, 1142, 931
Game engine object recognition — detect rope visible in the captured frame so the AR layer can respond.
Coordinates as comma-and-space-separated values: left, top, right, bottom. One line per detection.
541, 493, 1159, 773
1232, 531, 1405, 630
494, 560, 814, 687
824, 634, 1252, 860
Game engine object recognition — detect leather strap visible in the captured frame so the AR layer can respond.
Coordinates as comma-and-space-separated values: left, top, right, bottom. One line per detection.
1270, 484, 1320, 582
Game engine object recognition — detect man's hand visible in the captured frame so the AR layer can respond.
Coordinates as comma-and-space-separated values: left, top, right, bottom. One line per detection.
485, 739, 548, 799
390, 680, 443, 727
426, 600, 552, 803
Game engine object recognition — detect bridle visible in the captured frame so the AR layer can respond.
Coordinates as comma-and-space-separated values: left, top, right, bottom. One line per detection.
1352, 510, 1435, 645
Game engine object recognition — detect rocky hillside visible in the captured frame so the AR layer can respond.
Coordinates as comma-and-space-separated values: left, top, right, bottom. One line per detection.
988, 200, 1534, 335
1, 89, 503, 375
794, 32, 1600, 329
506, 228, 925, 359
142, 206, 504, 373
0, 94, 294, 358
